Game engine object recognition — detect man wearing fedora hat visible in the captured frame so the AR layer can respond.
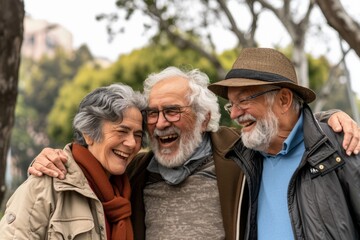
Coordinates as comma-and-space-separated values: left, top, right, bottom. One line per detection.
209, 47, 360, 239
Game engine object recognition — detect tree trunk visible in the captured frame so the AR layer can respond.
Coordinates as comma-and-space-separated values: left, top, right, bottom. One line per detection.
293, 44, 309, 88
316, 0, 360, 57
0, 0, 24, 207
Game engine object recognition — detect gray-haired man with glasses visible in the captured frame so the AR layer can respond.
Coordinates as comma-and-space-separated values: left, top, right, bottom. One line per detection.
29, 64, 360, 239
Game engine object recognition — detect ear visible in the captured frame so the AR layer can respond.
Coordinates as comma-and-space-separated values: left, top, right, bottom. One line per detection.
83, 133, 94, 146
201, 112, 211, 132
277, 88, 293, 113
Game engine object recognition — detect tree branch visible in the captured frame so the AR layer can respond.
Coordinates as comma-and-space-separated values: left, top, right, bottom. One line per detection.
316, 0, 360, 57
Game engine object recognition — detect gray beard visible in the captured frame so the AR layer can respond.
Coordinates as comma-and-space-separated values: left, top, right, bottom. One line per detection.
150, 120, 203, 168
240, 109, 278, 152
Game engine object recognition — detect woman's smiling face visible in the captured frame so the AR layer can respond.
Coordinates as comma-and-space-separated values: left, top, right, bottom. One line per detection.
85, 107, 144, 176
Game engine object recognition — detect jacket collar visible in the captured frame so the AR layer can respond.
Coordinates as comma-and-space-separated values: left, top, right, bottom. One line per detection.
53, 144, 99, 199
302, 104, 337, 166
210, 126, 241, 157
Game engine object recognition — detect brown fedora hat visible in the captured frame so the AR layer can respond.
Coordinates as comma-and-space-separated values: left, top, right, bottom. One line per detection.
208, 48, 316, 103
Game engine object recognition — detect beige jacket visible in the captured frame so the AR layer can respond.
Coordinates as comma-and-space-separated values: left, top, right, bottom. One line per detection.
0, 144, 107, 240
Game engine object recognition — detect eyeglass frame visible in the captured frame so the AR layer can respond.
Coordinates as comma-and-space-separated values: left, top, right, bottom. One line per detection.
224, 88, 280, 114
143, 105, 192, 124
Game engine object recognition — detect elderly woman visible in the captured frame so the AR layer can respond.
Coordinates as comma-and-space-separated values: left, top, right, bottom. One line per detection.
0, 83, 147, 240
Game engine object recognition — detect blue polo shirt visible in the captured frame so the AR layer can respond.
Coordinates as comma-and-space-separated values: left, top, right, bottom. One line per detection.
257, 113, 304, 240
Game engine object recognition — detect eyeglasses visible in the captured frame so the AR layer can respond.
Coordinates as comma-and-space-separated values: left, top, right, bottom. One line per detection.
144, 105, 191, 124
224, 88, 280, 114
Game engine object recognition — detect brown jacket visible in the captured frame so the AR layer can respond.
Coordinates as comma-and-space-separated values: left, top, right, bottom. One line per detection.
126, 126, 247, 240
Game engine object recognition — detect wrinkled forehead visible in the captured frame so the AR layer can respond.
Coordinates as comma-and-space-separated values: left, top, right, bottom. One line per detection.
149, 77, 190, 107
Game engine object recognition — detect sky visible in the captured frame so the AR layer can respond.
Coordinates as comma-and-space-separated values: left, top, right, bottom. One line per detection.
24, 0, 360, 96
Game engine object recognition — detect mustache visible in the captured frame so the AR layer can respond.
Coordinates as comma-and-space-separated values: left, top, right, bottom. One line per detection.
237, 114, 256, 123
153, 126, 180, 137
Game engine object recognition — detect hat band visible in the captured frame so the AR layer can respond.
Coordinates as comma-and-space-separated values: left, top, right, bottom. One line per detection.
225, 69, 294, 83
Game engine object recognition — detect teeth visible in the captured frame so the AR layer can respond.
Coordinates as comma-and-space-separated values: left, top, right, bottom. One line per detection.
241, 121, 253, 127
113, 150, 129, 158
159, 134, 177, 140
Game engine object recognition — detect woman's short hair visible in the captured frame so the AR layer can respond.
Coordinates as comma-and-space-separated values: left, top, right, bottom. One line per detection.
143, 66, 221, 132
73, 83, 147, 147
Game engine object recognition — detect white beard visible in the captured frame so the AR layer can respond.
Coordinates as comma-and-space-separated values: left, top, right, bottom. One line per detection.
150, 120, 203, 168
240, 109, 278, 152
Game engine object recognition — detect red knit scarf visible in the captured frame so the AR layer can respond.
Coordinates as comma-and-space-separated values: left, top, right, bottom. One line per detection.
72, 143, 133, 240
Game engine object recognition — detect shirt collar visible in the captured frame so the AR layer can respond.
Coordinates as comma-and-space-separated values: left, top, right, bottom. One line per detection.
261, 112, 304, 157
279, 112, 304, 155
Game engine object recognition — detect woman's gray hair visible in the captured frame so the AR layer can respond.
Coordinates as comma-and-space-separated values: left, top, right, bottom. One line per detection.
143, 66, 221, 132
73, 83, 147, 147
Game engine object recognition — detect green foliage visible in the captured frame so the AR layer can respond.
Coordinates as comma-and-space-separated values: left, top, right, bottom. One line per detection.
10, 46, 94, 182
217, 49, 242, 74
10, 95, 38, 179
22, 48, 91, 115
322, 79, 353, 116
215, 49, 243, 127
47, 65, 117, 145
113, 41, 218, 88
307, 55, 330, 92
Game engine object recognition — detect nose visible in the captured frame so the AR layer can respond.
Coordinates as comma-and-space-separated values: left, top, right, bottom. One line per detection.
230, 106, 244, 120
123, 135, 137, 149
155, 111, 171, 129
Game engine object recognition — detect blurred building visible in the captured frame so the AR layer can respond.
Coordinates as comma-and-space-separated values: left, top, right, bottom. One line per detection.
22, 16, 73, 60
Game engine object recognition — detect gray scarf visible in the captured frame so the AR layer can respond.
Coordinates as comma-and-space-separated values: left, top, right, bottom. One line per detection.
147, 133, 212, 185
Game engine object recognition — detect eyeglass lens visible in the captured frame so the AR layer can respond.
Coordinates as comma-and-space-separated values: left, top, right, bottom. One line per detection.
146, 106, 189, 124
224, 88, 279, 114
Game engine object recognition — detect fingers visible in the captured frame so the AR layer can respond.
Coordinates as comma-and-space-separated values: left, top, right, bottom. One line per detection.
28, 166, 44, 177
328, 115, 343, 133
327, 111, 360, 156
330, 112, 360, 156
328, 111, 351, 133
354, 128, 360, 155
31, 160, 62, 178
342, 121, 360, 156
28, 148, 68, 179
48, 149, 68, 176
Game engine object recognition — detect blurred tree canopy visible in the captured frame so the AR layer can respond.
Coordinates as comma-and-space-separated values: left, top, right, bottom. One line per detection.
98, 0, 359, 117
10, 46, 93, 182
